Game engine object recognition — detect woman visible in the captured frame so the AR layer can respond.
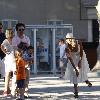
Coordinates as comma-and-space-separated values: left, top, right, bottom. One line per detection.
1, 29, 16, 96
64, 33, 92, 98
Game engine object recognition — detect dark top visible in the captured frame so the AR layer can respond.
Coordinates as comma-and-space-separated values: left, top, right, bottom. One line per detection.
0, 33, 6, 59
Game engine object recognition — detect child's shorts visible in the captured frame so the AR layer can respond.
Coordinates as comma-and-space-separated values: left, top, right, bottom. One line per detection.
16, 79, 25, 88
60, 58, 67, 68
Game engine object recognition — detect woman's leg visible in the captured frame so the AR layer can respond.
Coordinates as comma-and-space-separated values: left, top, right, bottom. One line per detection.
5, 72, 10, 91
3, 71, 10, 96
74, 84, 79, 98
11, 72, 16, 96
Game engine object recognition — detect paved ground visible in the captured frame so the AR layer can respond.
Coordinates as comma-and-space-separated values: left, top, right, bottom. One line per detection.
0, 70, 100, 100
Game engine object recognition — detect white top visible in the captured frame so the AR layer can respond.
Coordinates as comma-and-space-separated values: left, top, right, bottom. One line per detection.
1, 39, 16, 72
1, 39, 14, 54
59, 43, 67, 58
12, 34, 30, 47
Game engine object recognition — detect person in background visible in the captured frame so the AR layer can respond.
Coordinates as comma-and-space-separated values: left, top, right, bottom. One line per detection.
64, 33, 92, 98
58, 39, 67, 78
0, 23, 6, 59
1, 29, 16, 96
0, 23, 6, 78
14, 49, 26, 100
12, 23, 30, 49
11, 23, 30, 96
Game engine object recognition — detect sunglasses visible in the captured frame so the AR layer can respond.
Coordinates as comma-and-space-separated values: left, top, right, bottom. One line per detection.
18, 28, 25, 31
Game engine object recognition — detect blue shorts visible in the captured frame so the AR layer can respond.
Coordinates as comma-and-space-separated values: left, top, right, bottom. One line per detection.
16, 79, 25, 88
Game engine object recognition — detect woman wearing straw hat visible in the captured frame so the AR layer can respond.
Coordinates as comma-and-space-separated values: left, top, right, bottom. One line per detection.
64, 33, 92, 98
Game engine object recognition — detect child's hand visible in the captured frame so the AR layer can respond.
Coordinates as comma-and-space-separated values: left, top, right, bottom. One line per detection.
14, 71, 16, 75
25, 64, 29, 68
29, 60, 34, 64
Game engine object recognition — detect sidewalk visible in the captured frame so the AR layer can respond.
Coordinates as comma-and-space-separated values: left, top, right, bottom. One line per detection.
0, 70, 100, 100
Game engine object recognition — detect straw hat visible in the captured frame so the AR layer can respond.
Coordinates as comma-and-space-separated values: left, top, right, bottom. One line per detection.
66, 33, 74, 39
66, 33, 76, 45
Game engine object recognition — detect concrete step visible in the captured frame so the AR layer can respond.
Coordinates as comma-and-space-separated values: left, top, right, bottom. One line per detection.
88, 70, 100, 77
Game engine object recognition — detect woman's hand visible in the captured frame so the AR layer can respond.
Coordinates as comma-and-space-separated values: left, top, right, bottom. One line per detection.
66, 53, 71, 58
75, 68, 79, 77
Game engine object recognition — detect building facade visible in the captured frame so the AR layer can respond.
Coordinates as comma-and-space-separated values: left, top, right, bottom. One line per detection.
0, 0, 99, 73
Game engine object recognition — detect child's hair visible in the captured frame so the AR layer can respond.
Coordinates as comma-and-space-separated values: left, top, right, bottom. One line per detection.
5, 28, 13, 38
15, 48, 23, 58
59, 39, 65, 43
17, 42, 28, 51
27, 46, 34, 50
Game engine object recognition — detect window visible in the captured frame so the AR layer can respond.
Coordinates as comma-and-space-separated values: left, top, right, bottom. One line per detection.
1, 19, 18, 32
47, 20, 63, 25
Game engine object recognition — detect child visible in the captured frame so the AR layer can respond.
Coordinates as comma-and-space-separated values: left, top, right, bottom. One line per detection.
22, 46, 34, 98
14, 49, 26, 100
1, 29, 16, 96
58, 39, 67, 78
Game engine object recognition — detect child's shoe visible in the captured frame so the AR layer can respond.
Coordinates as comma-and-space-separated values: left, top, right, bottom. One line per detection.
7, 87, 11, 94
24, 92, 29, 98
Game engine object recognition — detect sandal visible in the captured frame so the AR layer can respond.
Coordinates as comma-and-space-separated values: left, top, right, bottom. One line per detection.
74, 92, 79, 98
2, 91, 8, 96
85, 80, 92, 87
88, 82, 92, 87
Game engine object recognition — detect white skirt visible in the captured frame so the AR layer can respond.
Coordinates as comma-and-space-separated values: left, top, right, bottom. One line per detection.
4, 52, 16, 73
64, 50, 90, 84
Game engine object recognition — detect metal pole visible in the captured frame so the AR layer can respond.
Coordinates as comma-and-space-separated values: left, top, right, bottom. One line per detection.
52, 28, 56, 75
33, 29, 37, 74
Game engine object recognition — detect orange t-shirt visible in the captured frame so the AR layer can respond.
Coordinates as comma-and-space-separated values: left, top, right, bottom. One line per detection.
16, 58, 26, 80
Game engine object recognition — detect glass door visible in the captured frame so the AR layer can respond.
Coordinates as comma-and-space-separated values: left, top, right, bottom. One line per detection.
26, 24, 73, 74
25, 28, 34, 73
36, 28, 53, 72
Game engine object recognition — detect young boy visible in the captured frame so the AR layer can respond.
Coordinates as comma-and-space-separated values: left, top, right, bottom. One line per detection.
14, 49, 26, 100
22, 46, 34, 98
58, 39, 67, 78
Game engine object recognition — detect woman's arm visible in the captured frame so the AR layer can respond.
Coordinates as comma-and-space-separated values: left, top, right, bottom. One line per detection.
79, 40, 83, 59
1, 45, 6, 54
78, 40, 83, 69
65, 47, 79, 76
